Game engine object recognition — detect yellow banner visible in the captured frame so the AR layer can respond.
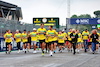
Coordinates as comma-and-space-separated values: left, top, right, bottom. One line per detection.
34, 19, 41, 23
35, 24, 55, 26
48, 18, 55, 23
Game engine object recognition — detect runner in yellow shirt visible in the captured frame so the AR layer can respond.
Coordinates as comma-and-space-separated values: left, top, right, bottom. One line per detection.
53, 29, 58, 53
58, 30, 65, 53
22, 30, 28, 53
45, 34, 49, 53
37, 23, 46, 56
77, 30, 82, 53
89, 33, 92, 52
4, 30, 13, 54
36, 34, 39, 50
82, 29, 89, 52
46, 26, 57, 56
68, 28, 72, 52
30, 28, 37, 53
62, 30, 67, 50
4, 30, 8, 54
27, 31, 31, 52
14, 30, 22, 53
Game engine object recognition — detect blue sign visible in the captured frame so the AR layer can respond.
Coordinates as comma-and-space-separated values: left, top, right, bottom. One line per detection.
68, 18, 100, 24
91, 25, 96, 29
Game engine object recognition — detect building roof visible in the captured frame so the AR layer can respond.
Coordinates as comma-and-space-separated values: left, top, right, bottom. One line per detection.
0, 1, 17, 8
0, 0, 23, 20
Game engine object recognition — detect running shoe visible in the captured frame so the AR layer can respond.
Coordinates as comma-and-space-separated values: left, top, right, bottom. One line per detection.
25, 51, 26, 53
5, 51, 7, 54
93, 52, 95, 54
42, 50, 44, 56
8, 51, 10, 54
85, 49, 87, 52
50, 51, 53, 56
33, 51, 37, 54
54, 50, 56, 53
37, 46, 39, 50
60, 50, 62, 53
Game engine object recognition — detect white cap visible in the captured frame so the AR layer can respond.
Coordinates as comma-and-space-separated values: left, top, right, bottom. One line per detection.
62, 29, 65, 32
16, 29, 19, 32
33, 28, 36, 30
72, 29, 75, 32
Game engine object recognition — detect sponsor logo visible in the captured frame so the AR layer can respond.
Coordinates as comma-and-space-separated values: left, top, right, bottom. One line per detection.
76, 19, 80, 24
76, 19, 89, 24
42, 18, 47, 23
97, 19, 100, 23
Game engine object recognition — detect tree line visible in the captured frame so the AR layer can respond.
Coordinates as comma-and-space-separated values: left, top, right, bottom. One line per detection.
71, 10, 100, 18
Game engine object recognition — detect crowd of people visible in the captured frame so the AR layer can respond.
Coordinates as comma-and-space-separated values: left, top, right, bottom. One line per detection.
4, 23, 100, 56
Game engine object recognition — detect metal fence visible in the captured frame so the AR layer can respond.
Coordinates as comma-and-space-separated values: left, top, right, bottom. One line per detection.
0, 18, 59, 37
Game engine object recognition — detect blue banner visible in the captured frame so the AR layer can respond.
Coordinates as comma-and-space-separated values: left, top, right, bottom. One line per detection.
69, 18, 100, 24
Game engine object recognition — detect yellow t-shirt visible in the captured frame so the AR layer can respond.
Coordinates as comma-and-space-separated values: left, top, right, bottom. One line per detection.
68, 32, 72, 41
52, 31, 58, 41
82, 31, 89, 40
62, 32, 67, 40
46, 30, 57, 42
30, 32, 37, 41
22, 33, 27, 43
58, 34, 65, 43
81, 39, 83, 43
37, 28, 46, 40
77, 33, 82, 43
4, 33, 13, 43
36, 35, 39, 42
14, 33, 22, 43
45, 35, 49, 43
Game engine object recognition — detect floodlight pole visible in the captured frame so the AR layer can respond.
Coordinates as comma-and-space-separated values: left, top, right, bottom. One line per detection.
67, 0, 70, 32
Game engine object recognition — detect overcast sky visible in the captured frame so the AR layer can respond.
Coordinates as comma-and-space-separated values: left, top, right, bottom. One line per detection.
2, 0, 100, 25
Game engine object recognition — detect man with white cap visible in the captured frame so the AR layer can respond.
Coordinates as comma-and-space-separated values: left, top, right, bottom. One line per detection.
62, 29, 67, 50
70, 29, 78, 55
30, 28, 38, 53
14, 30, 22, 53
22, 30, 28, 53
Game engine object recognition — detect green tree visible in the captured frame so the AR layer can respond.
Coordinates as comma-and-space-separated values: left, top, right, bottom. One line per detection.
71, 14, 78, 18
71, 14, 91, 18
94, 10, 100, 18
78, 14, 91, 18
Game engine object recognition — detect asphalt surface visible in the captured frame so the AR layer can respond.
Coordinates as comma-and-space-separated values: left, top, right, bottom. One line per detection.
0, 48, 100, 67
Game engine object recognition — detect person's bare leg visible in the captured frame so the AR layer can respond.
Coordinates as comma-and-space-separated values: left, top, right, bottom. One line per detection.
27, 43, 30, 51
33, 44, 36, 50
42, 42, 45, 51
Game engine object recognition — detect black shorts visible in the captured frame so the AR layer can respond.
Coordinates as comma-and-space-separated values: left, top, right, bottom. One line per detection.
97, 42, 99, 44
23, 42, 27, 44
28, 37, 31, 44
69, 41, 72, 43
58, 43, 64, 46
49, 42, 53, 45
52, 41, 58, 44
39, 39, 45, 44
46, 42, 49, 44
6, 42, 11, 45
46, 43, 49, 46
88, 42, 91, 45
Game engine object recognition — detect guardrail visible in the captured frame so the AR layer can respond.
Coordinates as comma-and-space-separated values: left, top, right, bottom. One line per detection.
0, 37, 23, 51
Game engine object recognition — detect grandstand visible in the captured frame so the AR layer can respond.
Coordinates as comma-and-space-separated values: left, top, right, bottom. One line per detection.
0, 1, 24, 36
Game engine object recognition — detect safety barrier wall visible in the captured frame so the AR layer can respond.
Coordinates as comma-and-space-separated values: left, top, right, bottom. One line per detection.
0, 37, 23, 51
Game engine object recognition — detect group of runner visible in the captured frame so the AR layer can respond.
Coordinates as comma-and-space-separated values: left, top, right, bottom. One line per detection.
4, 23, 100, 56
